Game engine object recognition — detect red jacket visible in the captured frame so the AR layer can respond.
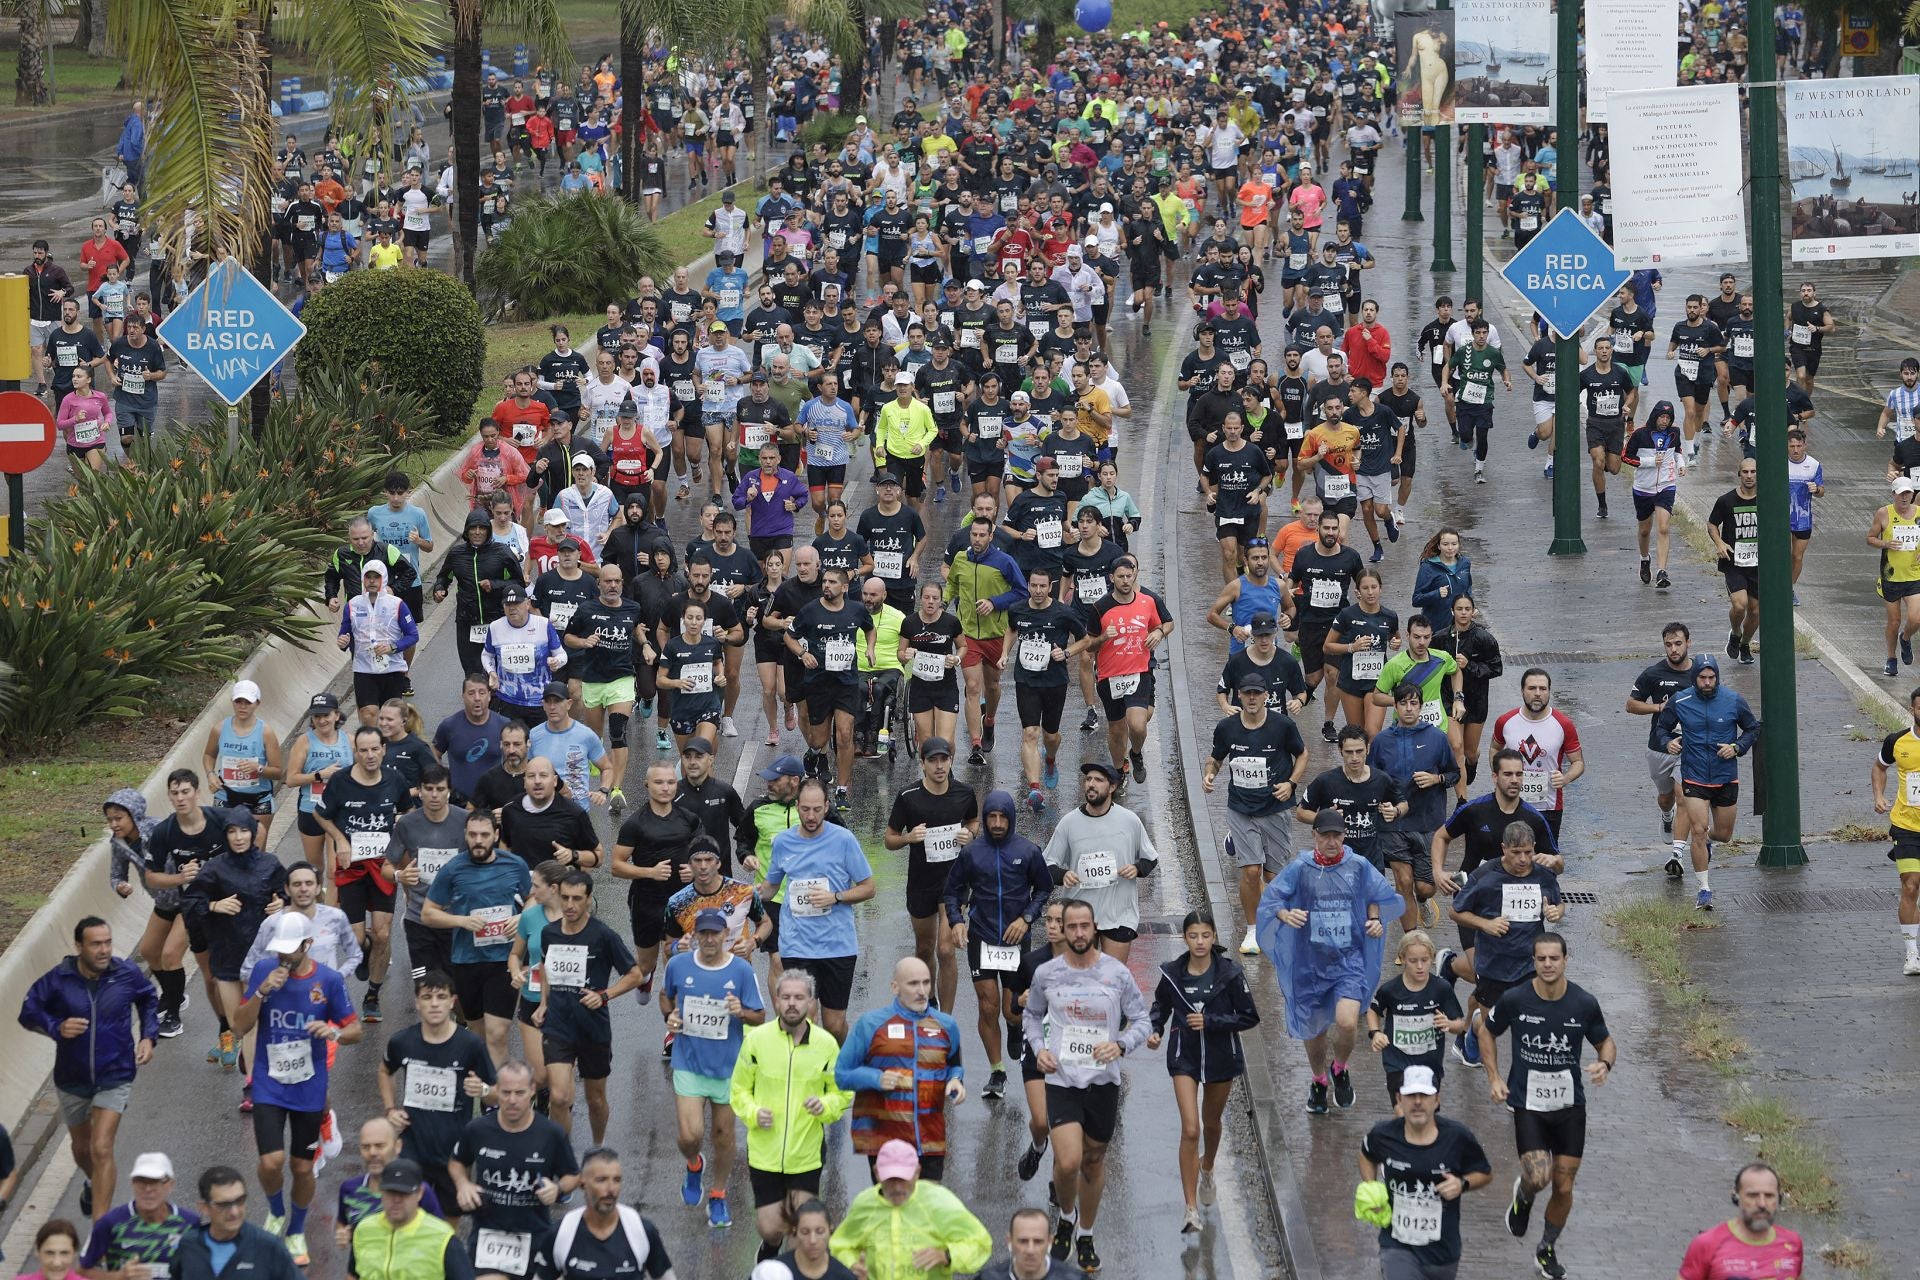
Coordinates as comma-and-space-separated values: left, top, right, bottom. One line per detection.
1342, 322, 1392, 388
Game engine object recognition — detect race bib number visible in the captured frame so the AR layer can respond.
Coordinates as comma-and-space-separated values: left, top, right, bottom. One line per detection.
1229, 349, 1251, 370
1390, 1191, 1443, 1247
472, 904, 514, 947
547, 602, 577, 633
1289, 253, 1308, 270
718, 287, 742, 310
1035, 519, 1063, 549
1519, 769, 1551, 807
1594, 392, 1621, 418
980, 942, 1020, 971
1791, 323, 1812, 346
267, 1037, 315, 1084
1904, 771, 1920, 807
874, 549, 905, 579
1459, 380, 1487, 406
1308, 909, 1352, 948
1733, 540, 1758, 568
415, 846, 457, 883
121, 371, 146, 395
1525, 1068, 1575, 1112
1057, 1023, 1110, 1068
351, 831, 389, 863
220, 754, 259, 787
544, 943, 588, 988
469, 625, 488, 646
1351, 648, 1384, 681
1732, 334, 1754, 358
1057, 453, 1085, 479
1391, 1016, 1437, 1056
933, 391, 956, 415
1501, 882, 1544, 923
924, 823, 965, 863
1677, 358, 1700, 381
1309, 578, 1343, 610
1519, 214, 1538, 231
912, 651, 947, 682
741, 422, 770, 450
977, 414, 1004, 439
958, 328, 981, 349
72, 418, 103, 446
681, 661, 714, 693
788, 876, 831, 917
1539, 372, 1556, 394
1076, 849, 1119, 889
1894, 525, 1920, 552
823, 638, 855, 672
1228, 756, 1269, 789
1107, 672, 1141, 698
1019, 635, 1054, 671
1431, 343, 1446, 365
1077, 575, 1107, 604
403, 1063, 458, 1112
1420, 699, 1446, 728
473, 1231, 531, 1276
680, 994, 731, 1039
973, 234, 992, 254
1286, 420, 1306, 441
1321, 472, 1353, 500
500, 643, 536, 674
57, 348, 78, 367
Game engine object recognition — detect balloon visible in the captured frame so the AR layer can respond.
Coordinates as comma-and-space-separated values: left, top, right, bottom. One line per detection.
1075, 0, 1111, 33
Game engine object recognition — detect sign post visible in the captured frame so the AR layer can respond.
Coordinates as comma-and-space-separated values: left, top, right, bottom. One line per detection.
1499, 209, 1628, 556
156, 259, 307, 438
0, 390, 57, 557
1549, 0, 1582, 555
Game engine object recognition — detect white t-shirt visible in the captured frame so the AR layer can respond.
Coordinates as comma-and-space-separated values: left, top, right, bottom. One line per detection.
1445, 318, 1502, 354
401, 188, 434, 232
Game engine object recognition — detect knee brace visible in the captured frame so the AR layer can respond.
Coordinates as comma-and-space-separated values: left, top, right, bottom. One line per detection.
609, 711, 629, 750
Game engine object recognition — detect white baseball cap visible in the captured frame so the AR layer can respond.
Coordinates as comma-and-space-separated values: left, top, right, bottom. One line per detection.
1399, 1065, 1439, 1095
231, 679, 262, 704
265, 912, 317, 955
129, 1152, 176, 1181
543, 509, 571, 525
894, 371, 916, 385
1896, 478, 1917, 494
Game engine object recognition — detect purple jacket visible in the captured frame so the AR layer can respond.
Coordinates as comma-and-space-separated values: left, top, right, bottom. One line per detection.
732, 467, 811, 540
20, 955, 158, 1092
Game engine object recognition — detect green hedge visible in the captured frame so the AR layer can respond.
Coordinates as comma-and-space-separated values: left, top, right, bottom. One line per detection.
295, 269, 487, 433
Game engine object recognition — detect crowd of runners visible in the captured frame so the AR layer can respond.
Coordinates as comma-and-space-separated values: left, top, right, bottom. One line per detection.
14, 1, 1909, 1279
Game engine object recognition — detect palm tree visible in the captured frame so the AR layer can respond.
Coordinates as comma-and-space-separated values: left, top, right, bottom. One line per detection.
618, 0, 726, 211
15, 0, 52, 107
1007, 0, 1074, 70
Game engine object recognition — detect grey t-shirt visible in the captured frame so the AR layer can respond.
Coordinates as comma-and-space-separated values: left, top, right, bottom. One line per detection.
1041, 803, 1158, 933
387, 806, 471, 925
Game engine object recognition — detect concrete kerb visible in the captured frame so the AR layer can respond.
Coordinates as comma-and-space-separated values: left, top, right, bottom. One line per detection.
1155, 326, 1322, 1280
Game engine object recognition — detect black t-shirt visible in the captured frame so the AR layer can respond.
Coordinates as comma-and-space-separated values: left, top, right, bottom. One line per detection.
770, 575, 826, 630
667, 588, 741, 641
382, 734, 435, 792
1369, 974, 1463, 1072
1484, 979, 1610, 1109
1005, 601, 1085, 688
537, 916, 637, 1045
1062, 540, 1124, 614
1347, 405, 1399, 475
534, 1213, 672, 1280
887, 783, 981, 888
1453, 862, 1562, 981
615, 802, 705, 905
1210, 711, 1307, 816
1005, 488, 1071, 572
1217, 646, 1306, 712
1606, 306, 1655, 363
1290, 543, 1363, 624
1301, 766, 1403, 862
107, 337, 165, 402
1668, 320, 1723, 381
46, 326, 104, 392
915, 360, 970, 424
1330, 604, 1400, 691
499, 796, 597, 865
147, 808, 235, 875
901, 611, 963, 688
566, 598, 645, 683
855, 506, 926, 587
315, 766, 414, 850
1578, 365, 1634, 425
533, 570, 598, 637
382, 1023, 497, 1166
1359, 1116, 1491, 1266
1204, 442, 1273, 520
453, 1112, 580, 1236
1629, 657, 1700, 750
772, 1249, 854, 1280
1708, 487, 1758, 573
810, 534, 868, 579
1440, 793, 1557, 875
791, 599, 874, 685
471, 766, 529, 814
1788, 299, 1829, 350
688, 542, 762, 598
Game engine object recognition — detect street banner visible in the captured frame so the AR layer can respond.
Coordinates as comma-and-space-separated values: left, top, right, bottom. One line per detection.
1454, 0, 1552, 126
1395, 9, 1456, 128
1784, 76, 1920, 262
1587, 0, 1678, 122
1609, 85, 1748, 269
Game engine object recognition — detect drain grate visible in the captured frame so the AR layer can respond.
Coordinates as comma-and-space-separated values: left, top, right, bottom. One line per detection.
1503, 652, 1646, 666
1726, 888, 1899, 913
1562, 891, 1599, 905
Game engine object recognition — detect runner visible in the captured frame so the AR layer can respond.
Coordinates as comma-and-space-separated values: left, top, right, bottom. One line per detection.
1866, 478, 1920, 678
420, 810, 531, 1066
836, 956, 965, 1181
535, 871, 643, 1145
660, 906, 761, 1226
77, 1151, 199, 1276
314, 724, 412, 1020
884, 743, 979, 1012
1654, 656, 1759, 911
377, 970, 495, 1219
1622, 400, 1683, 591
1706, 459, 1761, 665
1490, 669, 1584, 843
947, 512, 1026, 767
200, 681, 283, 845
450, 1061, 580, 1280
1369, 686, 1460, 932
828, 1141, 992, 1278
531, 1148, 673, 1280
610, 760, 703, 1025
1205, 676, 1309, 955
1676, 1164, 1804, 1280
1354, 1064, 1491, 1280
1870, 687, 1920, 975
762, 777, 876, 1042
1366, 930, 1464, 1111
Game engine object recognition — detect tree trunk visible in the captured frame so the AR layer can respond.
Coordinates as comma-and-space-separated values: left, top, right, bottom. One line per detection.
450, 0, 483, 288
990, 0, 1004, 71
71, 0, 109, 56
1034, 17, 1057, 70
841, 0, 868, 115
619, 22, 643, 208
749, 37, 770, 180
16, 3, 51, 107
249, 4, 275, 435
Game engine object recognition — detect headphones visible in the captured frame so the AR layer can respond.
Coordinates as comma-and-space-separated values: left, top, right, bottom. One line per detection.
1730, 1194, 1740, 1207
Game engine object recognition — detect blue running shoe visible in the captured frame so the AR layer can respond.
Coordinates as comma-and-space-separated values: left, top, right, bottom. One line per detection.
708, 1195, 732, 1228
682, 1160, 703, 1207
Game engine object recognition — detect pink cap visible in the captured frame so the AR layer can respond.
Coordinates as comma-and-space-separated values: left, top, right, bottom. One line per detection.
873, 1139, 920, 1181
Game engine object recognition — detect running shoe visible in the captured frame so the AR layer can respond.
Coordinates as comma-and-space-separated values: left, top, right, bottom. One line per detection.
1051, 1217, 1074, 1260
1433, 946, 1458, 987
157, 1012, 184, 1040
1475, 464, 1486, 484
1306, 1079, 1331, 1114
708, 1194, 732, 1228
1526, 432, 1539, 450
1370, 543, 1385, 564
1727, 630, 1741, 658
1888, 659, 1902, 678
286, 1234, 310, 1268
1696, 888, 1714, 911
722, 716, 739, 738
1421, 896, 1441, 929
683, 1159, 705, 1206
1019, 1141, 1046, 1183
1536, 1243, 1567, 1280
1904, 634, 1914, 667
1075, 1235, 1100, 1274
1596, 493, 1608, 519
207, 1037, 224, 1064
218, 1030, 238, 1071
1505, 1175, 1533, 1238
834, 786, 850, 810
1904, 956, 1920, 976
1384, 512, 1399, 543
1027, 786, 1046, 813
1543, 460, 1554, 479
656, 729, 672, 752
79, 1179, 93, 1218
1665, 854, 1685, 879
1739, 641, 1754, 666
362, 989, 382, 1023
1080, 707, 1101, 733
1043, 760, 1060, 790
635, 972, 655, 1006
1663, 807, 1675, 835
1656, 570, 1671, 590
1181, 1208, 1203, 1234
1330, 1064, 1355, 1109
1640, 558, 1651, 584
984, 1068, 1007, 1100
1239, 926, 1259, 955
609, 787, 626, 816
933, 486, 946, 504
1197, 1169, 1216, 1207
969, 741, 987, 766
1130, 750, 1146, 777
1454, 1026, 1482, 1068
264, 1213, 286, 1237
1458, 436, 1473, 452
239, 1085, 253, 1112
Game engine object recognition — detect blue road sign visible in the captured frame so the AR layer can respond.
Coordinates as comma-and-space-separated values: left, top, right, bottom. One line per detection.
1499, 209, 1631, 341
156, 259, 307, 406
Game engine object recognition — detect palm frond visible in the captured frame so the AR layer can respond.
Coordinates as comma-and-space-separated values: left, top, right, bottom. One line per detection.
488, 0, 577, 79
624, 0, 731, 59
109, 0, 275, 260
281, 0, 445, 153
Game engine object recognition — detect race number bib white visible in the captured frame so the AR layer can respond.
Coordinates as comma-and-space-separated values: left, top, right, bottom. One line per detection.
544, 943, 588, 988
1228, 756, 1270, 789
1519, 214, 1539, 231
351, 831, 389, 863
823, 639, 855, 672
1732, 334, 1754, 358
473, 1230, 531, 1276
71, 418, 103, 446
121, 371, 146, 395
1594, 392, 1621, 418
1019, 635, 1055, 671
1791, 323, 1812, 346
415, 847, 457, 883
718, 286, 742, 310
547, 601, 577, 632
1501, 882, 1544, 923
1390, 1191, 1443, 1247
1057, 1023, 1110, 1068
1106, 673, 1141, 697
1029, 319, 1050, 338
1732, 540, 1758, 568
500, 643, 536, 674
788, 876, 831, 917
1893, 525, 1920, 552
1420, 700, 1446, 728
403, 1063, 458, 1112
266, 1037, 314, 1084
1677, 358, 1700, 381
1289, 253, 1308, 271
1056, 453, 1085, 478
472, 904, 514, 948
973, 234, 992, 254
1519, 768, 1551, 807
1309, 578, 1343, 610
1076, 849, 1119, 889
1391, 1016, 1437, 1056
1539, 372, 1556, 394
1525, 1068, 1575, 1112
1077, 575, 1108, 604
1286, 420, 1306, 441
976, 414, 1003, 438
912, 651, 948, 682
1430, 343, 1446, 365
1351, 648, 1384, 681
873, 549, 905, 579
681, 661, 714, 693
741, 422, 770, 449
680, 994, 731, 1039
1458, 380, 1487, 406
1228, 348, 1251, 370
220, 754, 258, 787
980, 942, 1020, 971
1308, 909, 1352, 948
924, 824, 965, 863
1904, 771, 1920, 807
958, 327, 981, 348
1035, 519, 1064, 549
1320, 472, 1353, 500
933, 391, 956, 414
469, 625, 488, 645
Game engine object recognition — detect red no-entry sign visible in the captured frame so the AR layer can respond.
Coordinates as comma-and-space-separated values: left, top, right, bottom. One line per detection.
0, 390, 55, 474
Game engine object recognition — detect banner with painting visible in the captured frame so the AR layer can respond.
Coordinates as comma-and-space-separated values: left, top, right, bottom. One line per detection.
1608, 86, 1748, 268
1394, 9, 1456, 128
1586, 0, 1678, 122
1785, 76, 1920, 262
1453, 0, 1552, 126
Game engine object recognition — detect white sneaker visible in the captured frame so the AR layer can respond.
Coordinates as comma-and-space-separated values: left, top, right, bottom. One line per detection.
1239, 926, 1260, 955
1904, 955, 1920, 976
721, 716, 739, 738
1197, 1169, 1216, 1207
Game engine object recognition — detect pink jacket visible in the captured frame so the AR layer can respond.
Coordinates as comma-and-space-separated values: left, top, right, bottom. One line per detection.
57, 389, 115, 448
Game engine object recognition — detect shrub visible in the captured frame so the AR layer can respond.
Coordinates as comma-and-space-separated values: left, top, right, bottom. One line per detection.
475, 191, 672, 321
797, 111, 862, 152
295, 268, 486, 432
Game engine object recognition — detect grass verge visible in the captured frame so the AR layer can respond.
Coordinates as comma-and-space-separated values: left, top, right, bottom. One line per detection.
1606, 898, 1747, 1061
1817, 1238, 1877, 1272
1722, 1094, 1842, 1215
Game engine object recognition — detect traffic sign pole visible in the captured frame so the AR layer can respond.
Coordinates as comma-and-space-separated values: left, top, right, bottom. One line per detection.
1464, 124, 1484, 303
1747, 3, 1806, 867
1430, 0, 1455, 271
1548, 0, 1584, 556
1403, 115, 1424, 223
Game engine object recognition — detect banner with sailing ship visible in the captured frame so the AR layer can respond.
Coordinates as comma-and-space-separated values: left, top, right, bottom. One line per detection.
1785, 77, 1920, 262
1454, 0, 1553, 126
